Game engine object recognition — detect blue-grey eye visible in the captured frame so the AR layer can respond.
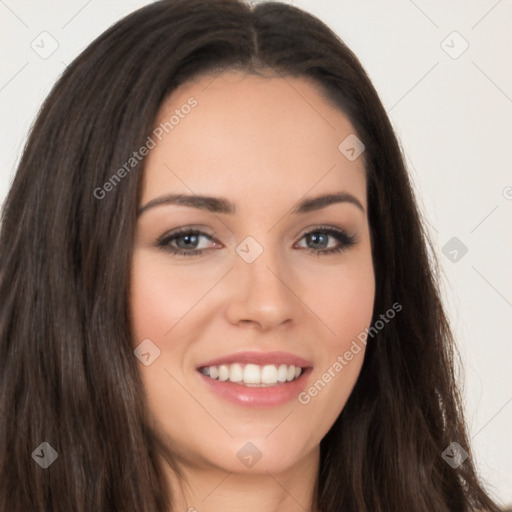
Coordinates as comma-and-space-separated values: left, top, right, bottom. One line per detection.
304, 232, 330, 249
157, 229, 219, 254
174, 233, 201, 250
295, 227, 357, 255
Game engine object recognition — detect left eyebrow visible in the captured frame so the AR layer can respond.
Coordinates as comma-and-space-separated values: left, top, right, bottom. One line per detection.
137, 194, 233, 217
137, 191, 365, 218
292, 192, 365, 213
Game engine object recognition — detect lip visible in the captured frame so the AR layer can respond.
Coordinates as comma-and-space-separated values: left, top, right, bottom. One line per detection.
197, 350, 313, 369
196, 351, 313, 408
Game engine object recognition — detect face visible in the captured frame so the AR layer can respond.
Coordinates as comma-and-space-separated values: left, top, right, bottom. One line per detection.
130, 70, 375, 477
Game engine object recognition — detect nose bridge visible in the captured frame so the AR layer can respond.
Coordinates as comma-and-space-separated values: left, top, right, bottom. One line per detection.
225, 235, 297, 328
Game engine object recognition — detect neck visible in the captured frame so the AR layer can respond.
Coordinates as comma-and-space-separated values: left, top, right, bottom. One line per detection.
161, 446, 320, 512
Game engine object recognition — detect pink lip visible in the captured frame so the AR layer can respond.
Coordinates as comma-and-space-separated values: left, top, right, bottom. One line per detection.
198, 368, 312, 408
196, 351, 313, 408
197, 350, 313, 369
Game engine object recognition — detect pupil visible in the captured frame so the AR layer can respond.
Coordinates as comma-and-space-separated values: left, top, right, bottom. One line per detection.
308, 232, 327, 248
177, 234, 198, 249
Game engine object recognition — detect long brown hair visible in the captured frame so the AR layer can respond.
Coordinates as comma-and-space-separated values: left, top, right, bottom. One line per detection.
0, 1, 503, 510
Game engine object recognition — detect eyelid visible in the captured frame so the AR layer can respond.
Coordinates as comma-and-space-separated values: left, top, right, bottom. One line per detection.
293, 224, 357, 251
155, 224, 357, 257
155, 226, 222, 253
157, 225, 218, 242
294, 224, 355, 243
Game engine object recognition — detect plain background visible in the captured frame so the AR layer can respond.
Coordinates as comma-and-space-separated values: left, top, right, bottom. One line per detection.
1, 0, 511, 506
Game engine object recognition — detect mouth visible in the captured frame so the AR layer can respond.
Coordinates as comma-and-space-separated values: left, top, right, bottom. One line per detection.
196, 351, 312, 407
199, 363, 303, 387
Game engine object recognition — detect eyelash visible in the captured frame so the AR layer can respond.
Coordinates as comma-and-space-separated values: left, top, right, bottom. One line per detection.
156, 225, 357, 257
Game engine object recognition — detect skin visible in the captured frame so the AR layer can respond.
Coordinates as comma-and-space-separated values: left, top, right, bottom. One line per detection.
130, 70, 375, 512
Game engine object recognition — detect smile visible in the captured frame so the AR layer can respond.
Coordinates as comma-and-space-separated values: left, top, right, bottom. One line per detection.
200, 363, 303, 386
196, 351, 312, 407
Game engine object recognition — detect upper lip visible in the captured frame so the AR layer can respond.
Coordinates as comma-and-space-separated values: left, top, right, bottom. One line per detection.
197, 351, 313, 369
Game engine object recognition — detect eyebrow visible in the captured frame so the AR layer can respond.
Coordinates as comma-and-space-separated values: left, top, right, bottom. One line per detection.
137, 191, 365, 217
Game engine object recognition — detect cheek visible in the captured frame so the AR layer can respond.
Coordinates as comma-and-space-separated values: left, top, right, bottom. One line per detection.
129, 254, 205, 434
300, 252, 375, 350
129, 252, 219, 344
332, 271, 375, 346
128, 253, 202, 397
295, 254, 375, 417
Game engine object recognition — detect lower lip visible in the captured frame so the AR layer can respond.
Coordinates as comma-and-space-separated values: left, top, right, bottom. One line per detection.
198, 369, 312, 407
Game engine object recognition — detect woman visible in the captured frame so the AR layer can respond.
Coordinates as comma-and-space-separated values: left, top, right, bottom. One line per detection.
0, 0, 504, 510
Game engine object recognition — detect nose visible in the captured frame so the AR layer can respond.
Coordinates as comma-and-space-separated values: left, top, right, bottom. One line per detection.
223, 246, 298, 331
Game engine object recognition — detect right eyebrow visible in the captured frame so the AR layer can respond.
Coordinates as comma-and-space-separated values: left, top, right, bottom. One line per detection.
137, 194, 234, 217
292, 192, 365, 213
137, 190, 365, 218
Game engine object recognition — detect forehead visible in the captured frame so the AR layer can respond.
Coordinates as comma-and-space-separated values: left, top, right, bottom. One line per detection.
141, 70, 367, 209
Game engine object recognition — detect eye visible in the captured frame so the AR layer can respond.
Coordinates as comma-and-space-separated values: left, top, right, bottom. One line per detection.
156, 228, 221, 256
295, 226, 356, 255
155, 226, 356, 257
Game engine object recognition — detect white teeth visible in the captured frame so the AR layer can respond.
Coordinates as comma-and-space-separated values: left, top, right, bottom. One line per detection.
229, 363, 243, 383
277, 364, 288, 382
243, 364, 261, 384
261, 364, 278, 384
218, 364, 229, 381
200, 363, 304, 386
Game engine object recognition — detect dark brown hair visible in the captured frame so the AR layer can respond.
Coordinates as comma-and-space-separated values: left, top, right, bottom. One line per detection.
0, 0, 503, 510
